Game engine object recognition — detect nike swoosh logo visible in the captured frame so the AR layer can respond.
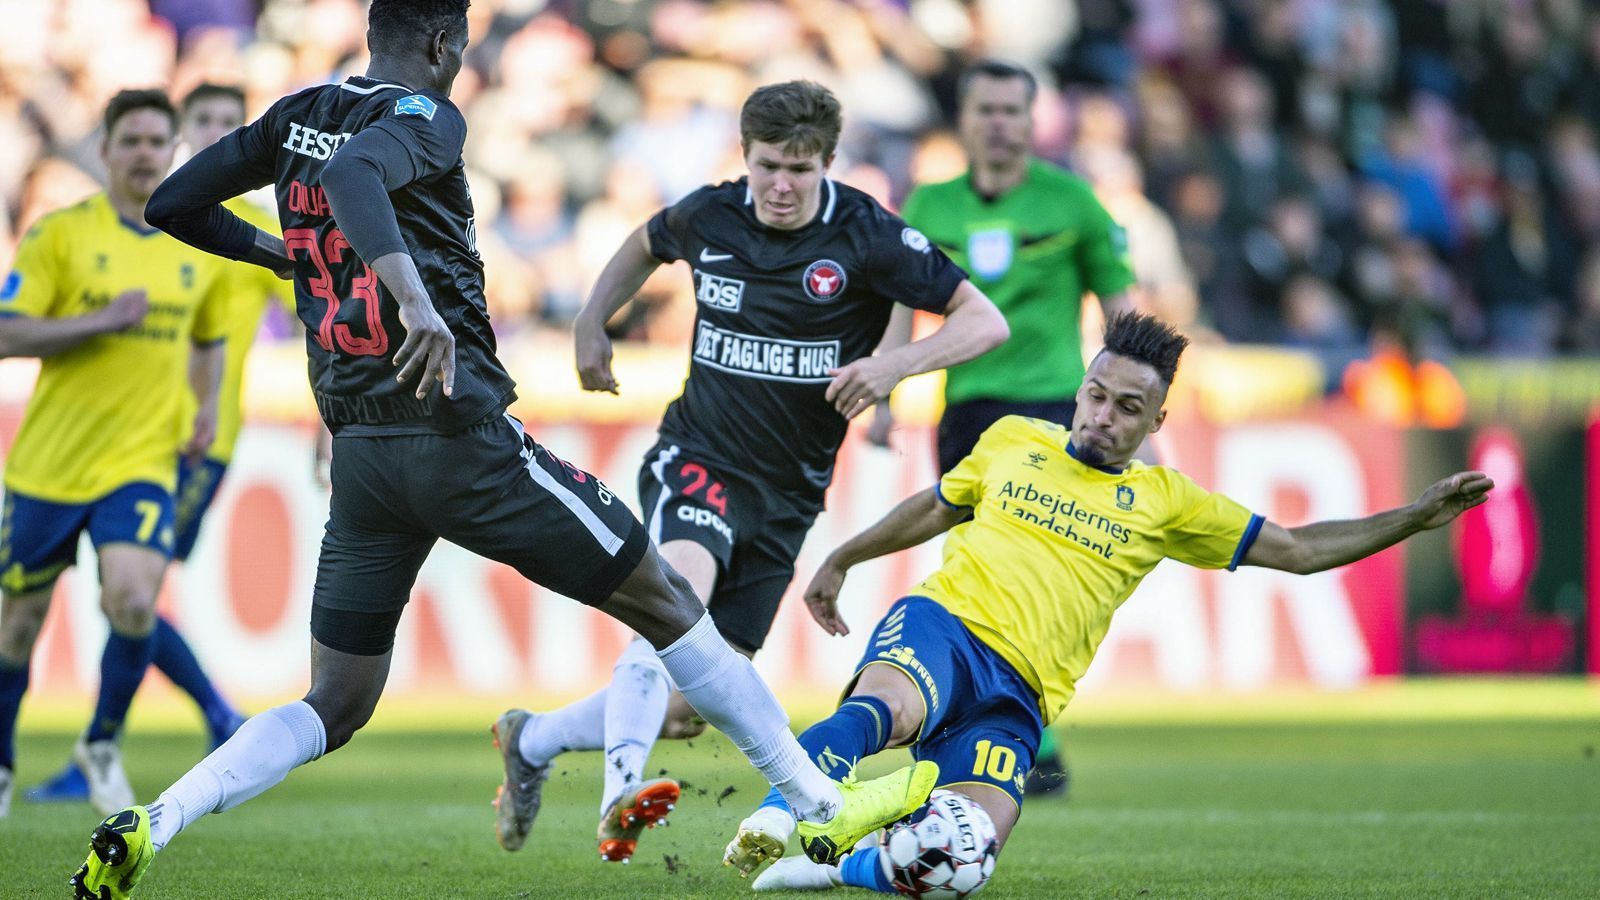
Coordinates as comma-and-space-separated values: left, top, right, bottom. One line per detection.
699, 249, 734, 262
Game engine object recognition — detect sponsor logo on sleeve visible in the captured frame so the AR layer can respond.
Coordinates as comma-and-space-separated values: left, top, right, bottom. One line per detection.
901, 227, 931, 253
802, 259, 847, 303
0, 272, 20, 302
692, 321, 840, 383
394, 94, 438, 120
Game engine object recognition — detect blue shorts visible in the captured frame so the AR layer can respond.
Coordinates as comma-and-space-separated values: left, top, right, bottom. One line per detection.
173, 457, 229, 561
848, 596, 1044, 809
0, 483, 175, 594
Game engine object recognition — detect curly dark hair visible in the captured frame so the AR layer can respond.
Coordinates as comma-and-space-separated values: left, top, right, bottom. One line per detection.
368, 0, 470, 55
1101, 312, 1189, 386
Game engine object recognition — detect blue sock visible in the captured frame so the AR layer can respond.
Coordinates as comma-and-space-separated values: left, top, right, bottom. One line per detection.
84, 630, 156, 743
152, 616, 234, 736
841, 846, 895, 892
758, 696, 893, 814
0, 660, 29, 770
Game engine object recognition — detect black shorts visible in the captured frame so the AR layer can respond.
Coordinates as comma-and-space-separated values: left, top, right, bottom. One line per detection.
937, 397, 1078, 475
311, 413, 649, 655
637, 440, 820, 654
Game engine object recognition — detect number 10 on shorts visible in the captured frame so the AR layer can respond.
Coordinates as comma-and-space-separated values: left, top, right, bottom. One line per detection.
971, 739, 1017, 781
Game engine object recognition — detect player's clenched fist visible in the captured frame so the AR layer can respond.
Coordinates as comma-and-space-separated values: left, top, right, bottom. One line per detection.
574, 318, 619, 393
826, 355, 906, 421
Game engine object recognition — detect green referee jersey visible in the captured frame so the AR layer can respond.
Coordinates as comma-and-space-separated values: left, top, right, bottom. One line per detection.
902, 158, 1135, 405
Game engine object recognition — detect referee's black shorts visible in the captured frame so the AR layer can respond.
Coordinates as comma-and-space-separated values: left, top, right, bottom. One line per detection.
311, 413, 648, 655
936, 397, 1078, 475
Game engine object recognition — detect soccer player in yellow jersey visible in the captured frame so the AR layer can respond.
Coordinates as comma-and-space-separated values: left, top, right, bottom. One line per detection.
24, 84, 287, 809
170, 84, 292, 566
0, 90, 231, 819
729, 312, 1494, 892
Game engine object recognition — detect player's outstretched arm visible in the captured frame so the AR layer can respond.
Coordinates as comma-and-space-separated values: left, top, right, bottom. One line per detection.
826, 280, 1008, 420
804, 487, 968, 635
573, 225, 662, 394
147, 134, 290, 275
1242, 470, 1493, 575
0, 290, 147, 358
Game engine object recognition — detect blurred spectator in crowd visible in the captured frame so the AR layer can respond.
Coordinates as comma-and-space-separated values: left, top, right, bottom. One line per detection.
1281, 273, 1367, 391
1211, 67, 1308, 234
4, 0, 1600, 385
1571, 248, 1600, 353
1471, 153, 1580, 355
1239, 195, 1343, 340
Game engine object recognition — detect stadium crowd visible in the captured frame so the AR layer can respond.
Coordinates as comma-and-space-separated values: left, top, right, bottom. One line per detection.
3, 0, 1600, 365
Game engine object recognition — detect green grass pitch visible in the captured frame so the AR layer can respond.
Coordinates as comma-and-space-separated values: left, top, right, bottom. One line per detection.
4, 697, 1597, 898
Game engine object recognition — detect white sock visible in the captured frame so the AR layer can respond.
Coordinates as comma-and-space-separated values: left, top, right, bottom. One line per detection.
518, 688, 606, 767
656, 614, 841, 822
601, 637, 670, 814
146, 701, 326, 851
748, 804, 798, 840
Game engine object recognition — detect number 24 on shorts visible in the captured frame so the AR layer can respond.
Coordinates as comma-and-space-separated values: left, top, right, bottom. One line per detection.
678, 462, 727, 516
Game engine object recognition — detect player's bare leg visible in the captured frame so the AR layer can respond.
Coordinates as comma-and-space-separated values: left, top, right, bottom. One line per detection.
593, 540, 714, 860
73, 639, 378, 896
495, 539, 718, 857
945, 783, 1018, 850
727, 662, 928, 876
75, 543, 166, 815
0, 584, 52, 819
150, 639, 383, 839
602, 546, 937, 865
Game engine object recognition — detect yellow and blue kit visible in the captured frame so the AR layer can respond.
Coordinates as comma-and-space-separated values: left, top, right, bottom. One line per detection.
172, 195, 288, 560
853, 415, 1263, 806
0, 193, 229, 592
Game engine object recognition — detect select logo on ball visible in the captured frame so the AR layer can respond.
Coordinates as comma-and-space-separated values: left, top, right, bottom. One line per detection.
802, 259, 847, 303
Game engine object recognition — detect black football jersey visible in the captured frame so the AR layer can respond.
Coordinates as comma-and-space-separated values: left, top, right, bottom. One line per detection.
224, 76, 516, 434
648, 177, 966, 499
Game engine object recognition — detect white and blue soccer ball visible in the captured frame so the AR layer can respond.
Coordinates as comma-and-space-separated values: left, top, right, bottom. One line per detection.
879, 789, 999, 898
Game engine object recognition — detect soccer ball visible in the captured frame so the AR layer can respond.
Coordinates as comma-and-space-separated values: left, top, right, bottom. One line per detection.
879, 789, 998, 898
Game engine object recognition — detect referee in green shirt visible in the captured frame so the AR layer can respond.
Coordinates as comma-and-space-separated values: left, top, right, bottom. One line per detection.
878, 59, 1135, 796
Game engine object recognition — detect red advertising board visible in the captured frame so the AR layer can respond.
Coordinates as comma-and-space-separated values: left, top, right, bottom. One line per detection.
3, 404, 1411, 701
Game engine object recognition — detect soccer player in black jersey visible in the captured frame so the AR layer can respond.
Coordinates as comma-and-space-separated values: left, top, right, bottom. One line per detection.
499, 81, 1009, 869
69, 3, 943, 896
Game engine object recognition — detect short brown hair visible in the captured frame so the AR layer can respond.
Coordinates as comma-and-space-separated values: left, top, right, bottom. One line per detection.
104, 88, 177, 138
740, 81, 842, 159
181, 83, 245, 114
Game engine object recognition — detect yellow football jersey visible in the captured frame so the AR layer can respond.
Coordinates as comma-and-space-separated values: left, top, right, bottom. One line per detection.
919, 416, 1262, 722
176, 195, 290, 462
1, 194, 229, 503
